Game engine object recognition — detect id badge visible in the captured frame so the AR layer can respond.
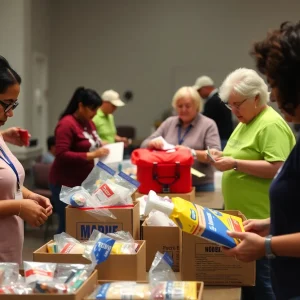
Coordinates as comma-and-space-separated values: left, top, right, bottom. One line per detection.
15, 189, 23, 200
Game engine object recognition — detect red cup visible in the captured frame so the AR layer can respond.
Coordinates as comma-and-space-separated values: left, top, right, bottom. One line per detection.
19, 129, 30, 146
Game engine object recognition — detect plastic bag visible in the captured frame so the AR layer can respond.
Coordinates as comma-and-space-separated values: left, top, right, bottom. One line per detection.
54, 232, 85, 254
148, 252, 176, 286
82, 161, 116, 194
83, 230, 115, 265
23, 262, 56, 286
107, 231, 137, 254
93, 171, 139, 207
0, 263, 19, 286
146, 210, 176, 227
59, 186, 116, 219
151, 281, 198, 300
87, 282, 151, 299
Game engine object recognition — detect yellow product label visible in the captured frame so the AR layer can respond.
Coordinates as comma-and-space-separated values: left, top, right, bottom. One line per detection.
170, 197, 205, 236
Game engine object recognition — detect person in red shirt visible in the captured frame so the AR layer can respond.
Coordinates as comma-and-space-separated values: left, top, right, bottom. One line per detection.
49, 87, 109, 233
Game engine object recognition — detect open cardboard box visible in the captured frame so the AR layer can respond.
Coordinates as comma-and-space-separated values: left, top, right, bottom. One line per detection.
33, 240, 147, 281
65, 201, 140, 240
180, 210, 256, 286
0, 270, 98, 300
141, 221, 180, 272
134, 187, 195, 202
88, 280, 204, 300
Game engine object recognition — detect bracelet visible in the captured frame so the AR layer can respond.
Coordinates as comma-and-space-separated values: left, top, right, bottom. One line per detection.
233, 160, 238, 171
17, 202, 22, 217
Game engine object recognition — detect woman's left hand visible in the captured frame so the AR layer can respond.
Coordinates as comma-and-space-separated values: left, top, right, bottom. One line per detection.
27, 192, 53, 216
222, 231, 265, 262
213, 157, 235, 171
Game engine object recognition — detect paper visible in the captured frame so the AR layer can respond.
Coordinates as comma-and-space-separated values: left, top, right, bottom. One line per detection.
207, 146, 216, 162
152, 136, 175, 150
99, 142, 124, 164
191, 168, 206, 178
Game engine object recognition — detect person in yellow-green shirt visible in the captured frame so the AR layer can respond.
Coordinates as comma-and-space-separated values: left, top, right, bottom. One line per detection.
93, 90, 129, 145
208, 68, 295, 300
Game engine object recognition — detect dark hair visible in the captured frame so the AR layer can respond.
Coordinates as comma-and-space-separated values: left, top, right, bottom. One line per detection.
47, 136, 55, 150
60, 87, 102, 119
251, 21, 300, 115
0, 55, 21, 93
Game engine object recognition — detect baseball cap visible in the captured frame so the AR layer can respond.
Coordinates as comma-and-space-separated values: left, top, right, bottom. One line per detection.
193, 76, 214, 90
101, 90, 125, 107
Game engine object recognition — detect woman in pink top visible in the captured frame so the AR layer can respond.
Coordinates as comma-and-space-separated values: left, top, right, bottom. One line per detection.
0, 56, 52, 265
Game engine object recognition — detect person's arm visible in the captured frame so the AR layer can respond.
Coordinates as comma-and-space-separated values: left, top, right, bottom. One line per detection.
271, 233, 300, 257
140, 120, 168, 148
0, 200, 21, 217
194, 121, 221, 163
235, 160, 283, 178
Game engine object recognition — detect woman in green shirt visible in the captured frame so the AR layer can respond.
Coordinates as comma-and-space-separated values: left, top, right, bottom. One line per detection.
209, 68, 295, 300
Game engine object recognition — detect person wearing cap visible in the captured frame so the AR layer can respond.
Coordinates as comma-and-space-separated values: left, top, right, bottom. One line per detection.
193, 76, 233, 149
93, 89, 129, 146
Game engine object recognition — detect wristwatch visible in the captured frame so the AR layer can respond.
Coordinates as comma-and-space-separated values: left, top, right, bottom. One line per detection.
190, 149, 197, 159
233, 160, 238, 171
265, 235, 276, 259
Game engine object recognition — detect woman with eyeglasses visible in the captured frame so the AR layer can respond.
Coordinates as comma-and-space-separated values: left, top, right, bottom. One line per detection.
49, 87, 109, 234
221, 21, 300, 300
0, 55, 52, 265
208, 68, 295, 300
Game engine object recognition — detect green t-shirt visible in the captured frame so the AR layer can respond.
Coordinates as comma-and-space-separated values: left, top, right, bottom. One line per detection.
222, 107, 296, 219
93, 109, 117, 143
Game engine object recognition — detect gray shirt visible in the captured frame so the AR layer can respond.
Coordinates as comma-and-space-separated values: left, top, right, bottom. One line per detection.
141, 114, 221, 186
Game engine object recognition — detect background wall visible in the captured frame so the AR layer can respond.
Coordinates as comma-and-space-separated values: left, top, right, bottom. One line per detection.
48, 0, 300, 139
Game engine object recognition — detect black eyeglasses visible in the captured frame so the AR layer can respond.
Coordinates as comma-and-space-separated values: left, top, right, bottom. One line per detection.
0, 100, 19, 113
224, 98, 249, 111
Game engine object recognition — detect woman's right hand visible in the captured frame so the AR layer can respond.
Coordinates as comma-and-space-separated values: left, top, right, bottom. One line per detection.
19, 200, 48, 227
148, 140, 164, 150
205, 148, 223, 162
93, 147, 110, 158
243, 218, 270, 237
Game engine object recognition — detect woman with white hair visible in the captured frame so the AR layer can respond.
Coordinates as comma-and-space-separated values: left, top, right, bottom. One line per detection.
209, 68, 295, 300
141, 86, 221, 191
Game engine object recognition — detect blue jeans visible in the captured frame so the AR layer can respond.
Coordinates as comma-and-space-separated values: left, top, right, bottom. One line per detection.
49, 184, 66, 234
195, 183, 215, 192
241, 258, 275, 300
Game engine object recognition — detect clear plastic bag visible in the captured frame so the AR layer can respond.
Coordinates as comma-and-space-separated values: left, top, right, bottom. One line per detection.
148, 252, 176, 286
54, 232, 85, 254
0, 263, 19, 286
87, 282, 151, 300
59, 186, 116, 219
107, 231, 137, 254
83, 230, 116, 265
82, 161, 116, 194
23, 262, 57, 286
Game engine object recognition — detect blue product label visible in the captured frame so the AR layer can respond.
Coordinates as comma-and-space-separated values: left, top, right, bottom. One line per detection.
118, 171, 140, 188
79, 224, 121, 239
92, 237, 115, 264
162, 252, 174, 268
97, 161, 116, 176
96, 283, 111, 299
201, 208, 236, 248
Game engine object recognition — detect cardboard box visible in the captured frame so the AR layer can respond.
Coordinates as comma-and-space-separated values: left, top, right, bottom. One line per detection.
203, 286, 241, 300
135, 187, 195, 202
0, 270, 97, 300
180, 210, 255, 286
65, 201, 140, 240
93, 281, 204, 300
141, 221, 180, 272
33, 240, 147, 281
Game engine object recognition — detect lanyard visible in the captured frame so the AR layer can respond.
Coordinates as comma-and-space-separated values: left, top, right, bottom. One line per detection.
0, 147, 20, 191
178, 124, 192, 145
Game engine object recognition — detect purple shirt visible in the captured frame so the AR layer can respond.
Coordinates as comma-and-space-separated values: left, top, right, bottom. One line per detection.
141, 114, 221, 185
